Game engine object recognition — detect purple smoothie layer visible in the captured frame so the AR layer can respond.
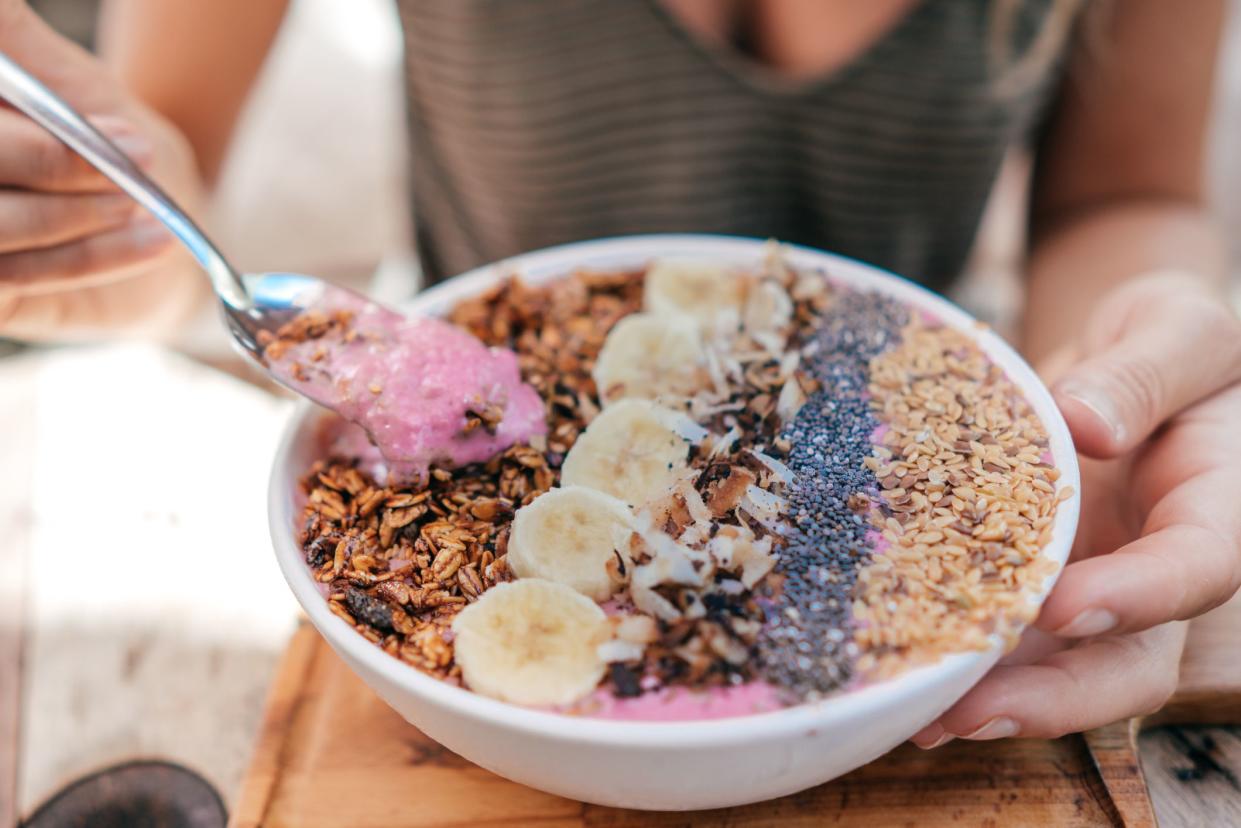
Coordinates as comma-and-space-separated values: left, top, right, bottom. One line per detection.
566, 681, 784, 721
270, 289, 545, 483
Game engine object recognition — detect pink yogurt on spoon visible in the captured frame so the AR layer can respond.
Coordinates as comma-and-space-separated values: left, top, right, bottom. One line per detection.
265, 288, 545, 483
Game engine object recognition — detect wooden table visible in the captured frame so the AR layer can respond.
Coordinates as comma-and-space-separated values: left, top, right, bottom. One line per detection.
226, 599, 1241, 827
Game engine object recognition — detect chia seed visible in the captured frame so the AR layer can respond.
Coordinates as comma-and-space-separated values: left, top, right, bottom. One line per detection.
757, 287, 908, 699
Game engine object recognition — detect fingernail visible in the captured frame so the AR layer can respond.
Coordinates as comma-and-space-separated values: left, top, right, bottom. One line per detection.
95, 193, 136, 221
911, 722, 943, 749
962, 717, 1019, 741
90, 115, 153, 163
920, 731, 956, 749
1055, 607, 1118, 638
912, 722, 957, 750
1056, 381, 1125, 446
127, 214, 170, 249
110, 133, 153, 163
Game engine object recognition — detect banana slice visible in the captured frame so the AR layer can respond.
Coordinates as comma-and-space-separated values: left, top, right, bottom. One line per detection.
508, 486, 636, 600
451, 579, 608, 706
561, 399, 697, 507
592, 312, 706, 405
644, 259, 747, 325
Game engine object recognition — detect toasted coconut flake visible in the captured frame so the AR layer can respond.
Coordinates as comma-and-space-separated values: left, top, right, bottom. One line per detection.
692, 399, 745, 420
632, 581, 683, 622
743, 280, 794, 334
701, 344, 732, 399
659, 408, 709, 444
705, 626, 751, 666
709, 426, 742, 458
778, 349, 801, 381
739, 484, 786, 533
734, 537, 777, 589
678, 479, 713, 527
761, 239, 793, 284
707, 525, 776, 588
704, 465, 758, 517
632, 530, 710, 590
613, 613, 659, 644
706, 525, 743, 569
749, 449, 795, 486
775, 376, 808, 423
752, 330, 787, 359
598, 639, 647, 663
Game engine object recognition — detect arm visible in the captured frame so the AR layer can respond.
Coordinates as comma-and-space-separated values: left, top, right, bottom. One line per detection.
98, 0, 289, 185
0, 0, 287, 339
1022, 0, 1228, 365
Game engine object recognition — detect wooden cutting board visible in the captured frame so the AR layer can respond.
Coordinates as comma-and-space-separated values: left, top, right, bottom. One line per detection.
229, 598, 1241, 827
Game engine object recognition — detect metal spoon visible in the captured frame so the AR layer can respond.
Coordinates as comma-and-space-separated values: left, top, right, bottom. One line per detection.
0, 49, 398, 405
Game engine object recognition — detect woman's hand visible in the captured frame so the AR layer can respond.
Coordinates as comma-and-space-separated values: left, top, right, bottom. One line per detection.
0, 0, 204, 339
914, 273, 1241, 746
0, 107, 172, 286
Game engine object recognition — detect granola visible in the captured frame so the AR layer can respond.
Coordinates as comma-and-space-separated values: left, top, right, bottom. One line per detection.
296, 249, 1069, 716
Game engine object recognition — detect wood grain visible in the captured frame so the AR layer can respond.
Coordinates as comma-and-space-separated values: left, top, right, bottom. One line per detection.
1132, 595, 1241, 827
230, 595, 1241, 827
230, 623, 323, 828
1082, 721, 1152, 828
1148, 598, 1241, 727
1141, 725, 1241, 828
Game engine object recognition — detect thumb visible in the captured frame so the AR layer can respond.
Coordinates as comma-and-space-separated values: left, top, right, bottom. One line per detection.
0, 1, 126, 114
1053, 289, 1241, 458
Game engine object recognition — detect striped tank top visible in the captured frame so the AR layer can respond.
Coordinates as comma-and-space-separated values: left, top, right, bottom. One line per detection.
394, 0, 1064, 290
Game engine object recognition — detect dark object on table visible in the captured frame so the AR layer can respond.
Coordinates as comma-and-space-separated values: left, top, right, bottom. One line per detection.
21, 759, 226, 828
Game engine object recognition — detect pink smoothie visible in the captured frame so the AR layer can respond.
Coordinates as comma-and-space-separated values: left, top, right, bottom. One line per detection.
270, 290, 545, 483
567, 682, 784, 721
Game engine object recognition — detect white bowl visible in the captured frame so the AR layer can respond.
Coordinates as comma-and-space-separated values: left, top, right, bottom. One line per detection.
268, 235, 1080, 810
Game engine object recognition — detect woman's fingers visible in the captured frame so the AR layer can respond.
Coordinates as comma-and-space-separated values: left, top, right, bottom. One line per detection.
0, 190, 136, 253
0, 3, 206, 338
912, 622, 1187, 746
1041, 387, 1241, 637
1053, 282, 1241, 459
0, 109, 151, 193
0, 108, 108, 191
0, 216, 173, 290
1035, 516, 1239, 638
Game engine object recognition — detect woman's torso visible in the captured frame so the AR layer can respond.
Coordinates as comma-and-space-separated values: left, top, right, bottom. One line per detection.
394, 0, 1065, 289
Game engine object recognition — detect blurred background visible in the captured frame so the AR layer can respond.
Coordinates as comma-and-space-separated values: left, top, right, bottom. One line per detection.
21, 0, 1241, 349
3, 1, 1240, 825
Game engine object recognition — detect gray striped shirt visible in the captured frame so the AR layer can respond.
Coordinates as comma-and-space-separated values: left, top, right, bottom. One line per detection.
394, 0, 1063, 289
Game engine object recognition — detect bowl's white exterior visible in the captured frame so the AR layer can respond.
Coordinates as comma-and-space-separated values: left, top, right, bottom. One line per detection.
269, 235, 1080, 811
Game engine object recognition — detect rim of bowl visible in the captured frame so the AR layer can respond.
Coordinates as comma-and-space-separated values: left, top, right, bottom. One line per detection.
269, 233, 1081, 748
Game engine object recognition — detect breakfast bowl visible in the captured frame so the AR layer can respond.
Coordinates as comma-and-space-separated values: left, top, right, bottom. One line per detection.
268, 234, 1080, 811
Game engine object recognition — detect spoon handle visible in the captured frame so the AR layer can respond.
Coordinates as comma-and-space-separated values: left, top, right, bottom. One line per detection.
0, 49, 250, 309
